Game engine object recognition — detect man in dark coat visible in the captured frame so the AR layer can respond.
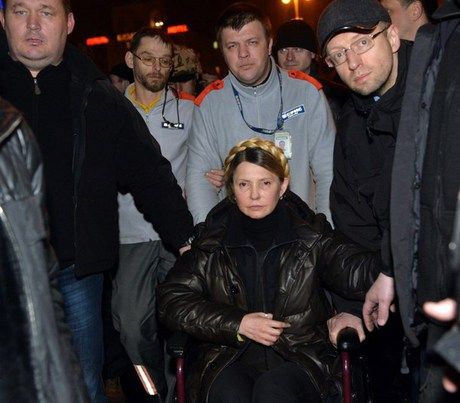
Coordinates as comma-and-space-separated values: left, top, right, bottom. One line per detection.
0, 0, 194, 401
374, 0, 460, 400
317, 0, 411, 400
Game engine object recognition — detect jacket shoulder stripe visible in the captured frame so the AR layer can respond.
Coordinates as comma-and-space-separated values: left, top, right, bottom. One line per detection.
288, 70, 323, 91
178, 91, 195, 102
194, 80, 225, 106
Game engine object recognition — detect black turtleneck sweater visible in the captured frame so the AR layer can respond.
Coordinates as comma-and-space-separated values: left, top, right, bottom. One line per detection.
232, 204, 287, 370
1, 57, 75, 268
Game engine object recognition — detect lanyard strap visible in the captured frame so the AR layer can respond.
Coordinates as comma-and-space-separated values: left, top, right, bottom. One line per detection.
231, 67, 284, 135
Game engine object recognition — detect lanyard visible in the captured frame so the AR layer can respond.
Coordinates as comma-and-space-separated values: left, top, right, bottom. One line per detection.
161, 86, 184, 129
231, 67, 284, 135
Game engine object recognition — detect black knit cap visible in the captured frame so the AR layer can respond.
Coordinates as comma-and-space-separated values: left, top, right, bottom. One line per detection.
317, 0, 390, 55
273, 19, 318, 55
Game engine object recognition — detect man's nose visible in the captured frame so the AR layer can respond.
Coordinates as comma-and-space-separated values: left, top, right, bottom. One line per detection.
238, 44, 249, 58
286, 49, 295, 61
345, 49, 361, 70
27, 12, 41, 30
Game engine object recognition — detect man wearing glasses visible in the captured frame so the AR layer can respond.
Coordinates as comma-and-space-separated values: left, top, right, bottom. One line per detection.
0, 1, 194, 402
317, 0, 411, 400
112, 28, 194, 400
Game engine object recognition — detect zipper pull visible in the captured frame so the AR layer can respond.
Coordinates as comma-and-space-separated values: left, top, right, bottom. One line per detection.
33, 78, 41, 95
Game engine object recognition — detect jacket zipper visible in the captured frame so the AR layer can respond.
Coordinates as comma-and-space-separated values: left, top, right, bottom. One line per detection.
33, 78, 41, 95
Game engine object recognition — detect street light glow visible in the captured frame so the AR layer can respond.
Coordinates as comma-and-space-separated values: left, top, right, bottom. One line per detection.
281, 0, 291, 4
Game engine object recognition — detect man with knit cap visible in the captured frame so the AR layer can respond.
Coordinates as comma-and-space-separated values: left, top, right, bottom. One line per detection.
317, 0, 411, 400
274, 19, 346, 122
274, 19, 317, 74
186, 2, 335, 225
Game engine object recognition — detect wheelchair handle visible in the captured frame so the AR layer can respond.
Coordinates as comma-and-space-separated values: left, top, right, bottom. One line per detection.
337, 327, 361, 353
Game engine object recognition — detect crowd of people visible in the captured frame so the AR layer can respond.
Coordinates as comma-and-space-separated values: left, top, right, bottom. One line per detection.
0, 0, 459, 402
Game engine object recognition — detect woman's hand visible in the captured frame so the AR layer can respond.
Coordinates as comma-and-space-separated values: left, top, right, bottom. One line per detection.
238, 312, 290, 346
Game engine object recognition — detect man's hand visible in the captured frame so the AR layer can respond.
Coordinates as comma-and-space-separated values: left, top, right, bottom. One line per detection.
423, 298, 459, 393
205, 169, 225, 190
327, 312, 366, 347
178, 245, 191, 255
363, 273, 395, 331
238, 312, 290, 346
423, 298, 456, 322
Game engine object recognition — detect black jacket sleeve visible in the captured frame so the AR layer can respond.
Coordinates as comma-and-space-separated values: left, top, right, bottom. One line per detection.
318, 230, 381, 301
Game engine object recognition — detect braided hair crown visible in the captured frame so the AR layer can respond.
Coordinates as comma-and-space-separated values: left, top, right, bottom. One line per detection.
224, 138, 290, 198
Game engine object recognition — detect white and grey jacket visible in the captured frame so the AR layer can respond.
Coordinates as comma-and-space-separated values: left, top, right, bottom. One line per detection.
186, 58, 335, 224
118, 85, 194, 244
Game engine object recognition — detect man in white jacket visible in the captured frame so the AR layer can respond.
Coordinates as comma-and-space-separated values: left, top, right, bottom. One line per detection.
186, 2, 335, 224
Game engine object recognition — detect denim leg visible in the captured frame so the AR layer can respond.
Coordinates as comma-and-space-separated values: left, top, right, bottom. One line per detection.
58, 265, 106, 403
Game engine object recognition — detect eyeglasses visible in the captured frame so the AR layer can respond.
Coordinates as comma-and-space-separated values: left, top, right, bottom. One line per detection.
325, 27, 388, 67
278, 47, 309, 55
132, 53, 173, 68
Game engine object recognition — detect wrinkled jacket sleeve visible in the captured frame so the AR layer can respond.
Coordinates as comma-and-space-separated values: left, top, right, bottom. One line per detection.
114, 93, 194, 249
158, 249, 246, 347
20, 121, 90, 402
185, 103, 223, 224
307, 89, 335, 224
318, 229, 381, 301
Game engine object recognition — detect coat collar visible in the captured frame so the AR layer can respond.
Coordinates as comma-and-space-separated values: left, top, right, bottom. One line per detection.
195, 191, 327, 253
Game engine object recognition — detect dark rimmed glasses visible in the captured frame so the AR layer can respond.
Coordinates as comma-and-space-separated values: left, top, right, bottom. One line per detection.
325, 27, 388, 67
132, 53, 173, 68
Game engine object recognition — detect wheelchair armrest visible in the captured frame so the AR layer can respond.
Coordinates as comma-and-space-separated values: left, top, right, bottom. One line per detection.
337, 327, 361, 353
166, 331, 189, 358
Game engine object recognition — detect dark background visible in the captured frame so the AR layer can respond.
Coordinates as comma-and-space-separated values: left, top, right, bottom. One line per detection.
68, 0, 333, 74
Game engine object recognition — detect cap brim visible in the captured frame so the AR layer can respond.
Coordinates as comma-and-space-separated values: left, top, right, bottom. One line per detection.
321, 23, 377, 56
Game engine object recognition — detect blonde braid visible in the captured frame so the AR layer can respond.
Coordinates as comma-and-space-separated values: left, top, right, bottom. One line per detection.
224, 137, 290, 181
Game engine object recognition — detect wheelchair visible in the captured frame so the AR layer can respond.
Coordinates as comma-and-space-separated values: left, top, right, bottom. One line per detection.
166, 327, 371, 403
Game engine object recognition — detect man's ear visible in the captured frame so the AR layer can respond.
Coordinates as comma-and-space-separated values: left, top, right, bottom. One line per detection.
387, 24, 401, 54
410, 1, 424, 21
0, 10, 5, 30
125, 51, 134, 69
67, 12, 75, 35
268, 37, 273, 56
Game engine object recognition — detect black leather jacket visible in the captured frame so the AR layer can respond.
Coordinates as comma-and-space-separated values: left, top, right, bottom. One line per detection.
158, 191, 380, 402
0, 98, 88, 402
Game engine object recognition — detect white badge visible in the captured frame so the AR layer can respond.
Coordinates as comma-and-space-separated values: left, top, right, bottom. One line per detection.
274, 131, 292, 159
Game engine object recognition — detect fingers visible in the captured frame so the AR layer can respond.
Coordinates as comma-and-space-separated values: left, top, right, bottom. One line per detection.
377, 299, 391, 327
443, 372, 459, 394
239, 313, 290, 345
327, 313, 365, 346
423, 298, 456, 322
205, 169, 225, 189
363, 300, 376, 332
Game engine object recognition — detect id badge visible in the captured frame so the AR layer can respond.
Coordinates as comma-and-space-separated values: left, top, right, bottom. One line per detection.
274, 131, 292, 159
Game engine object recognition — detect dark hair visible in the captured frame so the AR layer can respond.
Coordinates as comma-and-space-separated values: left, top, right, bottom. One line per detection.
215, 2, 272, 45
129, 28, 174, 54
399, 0, 437, 18
3, 0, 72, 14
224, 138, 289, 199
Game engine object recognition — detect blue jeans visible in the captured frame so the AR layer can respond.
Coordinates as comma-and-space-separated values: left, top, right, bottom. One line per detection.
58, 265, 106, 403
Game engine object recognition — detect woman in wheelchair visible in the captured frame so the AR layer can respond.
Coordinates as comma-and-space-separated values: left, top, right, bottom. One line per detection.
158, 138, 380, 402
